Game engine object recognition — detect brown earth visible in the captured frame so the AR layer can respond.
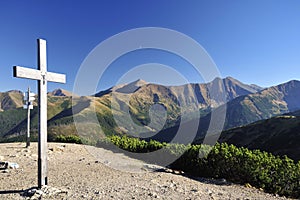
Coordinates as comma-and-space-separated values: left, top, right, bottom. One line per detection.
0, 142, 292, 200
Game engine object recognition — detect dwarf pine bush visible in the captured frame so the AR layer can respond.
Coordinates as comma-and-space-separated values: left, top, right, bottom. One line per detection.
99, 135, 300, 198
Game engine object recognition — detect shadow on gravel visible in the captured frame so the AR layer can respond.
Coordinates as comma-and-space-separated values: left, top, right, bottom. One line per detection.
0, 190, 24, 194
0, 186, 41, 198
96, 142, 232, 187
155, 168, 232, 186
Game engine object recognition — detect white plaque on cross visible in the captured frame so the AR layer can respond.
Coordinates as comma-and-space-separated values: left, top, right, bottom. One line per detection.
13, 39, 66, 188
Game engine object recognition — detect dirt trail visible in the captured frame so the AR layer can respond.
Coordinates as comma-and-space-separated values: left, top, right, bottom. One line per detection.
0, 142, 291, 199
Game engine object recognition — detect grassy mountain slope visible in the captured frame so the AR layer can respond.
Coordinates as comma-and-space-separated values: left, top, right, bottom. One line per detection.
219, 111, 300, 161
223, 80, 300, 129
0, 90, 24, 111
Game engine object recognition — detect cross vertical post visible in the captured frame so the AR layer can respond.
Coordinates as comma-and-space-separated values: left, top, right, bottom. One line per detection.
37, 39, 48, 187
26, 87, 31, 148
13, 39, 66, 188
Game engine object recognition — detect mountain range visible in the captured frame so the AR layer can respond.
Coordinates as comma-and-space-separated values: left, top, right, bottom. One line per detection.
0, 77, 300, 160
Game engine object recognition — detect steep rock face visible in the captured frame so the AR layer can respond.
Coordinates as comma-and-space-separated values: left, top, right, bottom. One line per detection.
169, 77, 263, 110
221, 77, 263, 101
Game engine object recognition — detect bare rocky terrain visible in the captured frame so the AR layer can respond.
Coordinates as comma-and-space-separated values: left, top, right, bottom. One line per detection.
0, 142, 292, 199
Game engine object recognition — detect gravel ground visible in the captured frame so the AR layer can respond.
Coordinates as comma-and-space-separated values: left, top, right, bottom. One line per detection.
0, 142, 293, 200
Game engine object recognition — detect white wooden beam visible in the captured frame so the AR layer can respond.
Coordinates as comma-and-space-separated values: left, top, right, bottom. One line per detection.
13, 66, 42, 80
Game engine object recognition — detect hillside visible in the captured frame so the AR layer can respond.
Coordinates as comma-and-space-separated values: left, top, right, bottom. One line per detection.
223, 80, 300, 128
159, 80, 300, 137
219, 111, 300, 161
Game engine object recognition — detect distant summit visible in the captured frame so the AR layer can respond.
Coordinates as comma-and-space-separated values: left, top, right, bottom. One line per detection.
114, 79, 148, 94
48, 88, 75, 97
95, 79, 148, 97
0, 90, 23, 111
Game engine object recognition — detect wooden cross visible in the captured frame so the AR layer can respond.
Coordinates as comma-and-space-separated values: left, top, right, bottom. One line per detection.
13, 39, 66, 188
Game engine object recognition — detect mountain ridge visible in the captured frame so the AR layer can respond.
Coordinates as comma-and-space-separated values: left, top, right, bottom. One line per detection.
1, 77, 300, 158
156, 79, 300, 145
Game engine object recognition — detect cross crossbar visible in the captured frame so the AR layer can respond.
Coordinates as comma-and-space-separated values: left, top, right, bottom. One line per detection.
13, 66, 66, 83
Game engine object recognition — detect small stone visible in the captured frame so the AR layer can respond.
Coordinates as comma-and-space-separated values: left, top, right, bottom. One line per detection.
22, 149, 31, 153
8, 162, 19, 169
148, 192, 159, 198
36, 190, 43, 195
56, 146, 65, 152
206, 189, 213, 195
165, 168, 173, 173
27, 188, 37, 196
104, 160, 110, 164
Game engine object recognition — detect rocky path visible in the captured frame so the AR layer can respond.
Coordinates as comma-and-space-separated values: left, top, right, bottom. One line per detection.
0, 143, 292, 199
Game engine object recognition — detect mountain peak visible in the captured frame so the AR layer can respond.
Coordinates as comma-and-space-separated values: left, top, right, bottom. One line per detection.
48, 88, 74, 97
225, 76, 239, 82
6, 90, 22, 94
132, 79, 147, 86
114, 79, 148, 94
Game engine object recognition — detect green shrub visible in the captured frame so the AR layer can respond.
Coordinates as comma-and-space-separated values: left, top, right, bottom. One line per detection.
55, 134, 82, 144
99, 135, 300, 198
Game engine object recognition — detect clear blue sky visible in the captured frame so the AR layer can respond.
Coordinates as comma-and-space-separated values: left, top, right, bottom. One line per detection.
1, 0, 300, 94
